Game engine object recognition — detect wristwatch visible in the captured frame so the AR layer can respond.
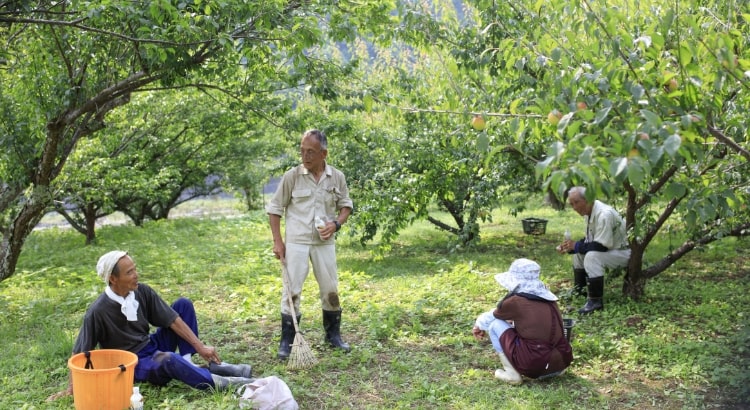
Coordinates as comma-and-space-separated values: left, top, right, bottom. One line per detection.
334, 221, 341, 232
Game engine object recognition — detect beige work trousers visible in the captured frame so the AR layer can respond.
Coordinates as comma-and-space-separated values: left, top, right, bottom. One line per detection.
281, 242, 339, 315
573, 249, 631, 279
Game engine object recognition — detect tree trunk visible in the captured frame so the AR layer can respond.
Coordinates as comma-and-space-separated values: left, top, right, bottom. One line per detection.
622, 243, 646, 300
244, 188, 254, 211
0, 186, 50, 281
84, 203, 98, 245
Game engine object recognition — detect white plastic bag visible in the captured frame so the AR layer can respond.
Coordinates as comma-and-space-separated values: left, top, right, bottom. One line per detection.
237, 376, 299, 410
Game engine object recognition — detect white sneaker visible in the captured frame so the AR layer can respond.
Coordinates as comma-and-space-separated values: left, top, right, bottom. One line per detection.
494, 368, 523, 384
495, 353, 523, 385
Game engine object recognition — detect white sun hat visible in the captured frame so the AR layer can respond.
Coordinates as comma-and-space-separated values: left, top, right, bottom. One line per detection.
494, 258, 558, 301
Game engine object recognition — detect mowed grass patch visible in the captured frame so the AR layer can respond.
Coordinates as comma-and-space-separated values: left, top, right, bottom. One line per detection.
0, 199, 747, 409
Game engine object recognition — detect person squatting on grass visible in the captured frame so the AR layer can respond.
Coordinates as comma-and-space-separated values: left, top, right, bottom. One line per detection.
556, 186, 631, 314
267, 129, 353, 359
47, 251, 254, 402
472, 258, 573, 384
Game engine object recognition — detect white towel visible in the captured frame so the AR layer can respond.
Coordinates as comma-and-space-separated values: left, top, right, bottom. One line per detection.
105, 286, 139, 321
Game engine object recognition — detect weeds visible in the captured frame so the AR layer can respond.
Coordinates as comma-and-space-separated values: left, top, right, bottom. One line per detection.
0, 198, 747, 409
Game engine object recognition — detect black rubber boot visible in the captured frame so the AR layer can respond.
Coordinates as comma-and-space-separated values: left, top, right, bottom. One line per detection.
573, 269, 588, 297
211, 374, 255, 391
208, 361, 253, 378
278, 313, 300, 360
578, 276, 604, 315
322, 309, 351, 352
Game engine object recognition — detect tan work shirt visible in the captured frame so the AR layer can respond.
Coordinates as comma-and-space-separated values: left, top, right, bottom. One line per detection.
266, 163, 353, 245
585, 200, 628, 250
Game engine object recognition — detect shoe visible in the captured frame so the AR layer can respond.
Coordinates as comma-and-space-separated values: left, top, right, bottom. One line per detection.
573, 269, 588, 297
211, 375, 255, 391
278, 313, 299, 360
322, 309, 351, 352
578, 277, 604, 315
495, 353, 522, 385
578, 298, 603, 314
208, 361, 252, 378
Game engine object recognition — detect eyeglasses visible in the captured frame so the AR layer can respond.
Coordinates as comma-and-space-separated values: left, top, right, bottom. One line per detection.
569, 198, 586, 206
300, 149, 322, 157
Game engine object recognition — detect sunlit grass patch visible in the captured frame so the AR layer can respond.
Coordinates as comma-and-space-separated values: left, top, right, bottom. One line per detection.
1, 201, 747, 409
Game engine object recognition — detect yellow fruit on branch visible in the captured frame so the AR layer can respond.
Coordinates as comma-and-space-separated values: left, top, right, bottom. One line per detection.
471, 115, 486, 131
547, 110, 562, 125
664, 78, 678, 92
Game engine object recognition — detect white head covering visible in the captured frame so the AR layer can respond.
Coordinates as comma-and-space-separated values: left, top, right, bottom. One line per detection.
494, 258, 558, 301
97, 250, 128, 285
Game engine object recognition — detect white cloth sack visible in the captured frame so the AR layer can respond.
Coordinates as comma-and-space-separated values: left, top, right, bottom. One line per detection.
237, 376, 299, 410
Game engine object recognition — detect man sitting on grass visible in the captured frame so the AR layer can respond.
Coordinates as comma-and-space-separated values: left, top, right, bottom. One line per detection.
48, 250, 254, 401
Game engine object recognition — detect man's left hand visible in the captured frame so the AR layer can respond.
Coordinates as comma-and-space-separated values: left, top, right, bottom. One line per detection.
319, 222, 335, 240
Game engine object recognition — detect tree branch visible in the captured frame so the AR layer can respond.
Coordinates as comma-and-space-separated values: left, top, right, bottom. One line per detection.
400, 106, 542, 119
707, 114, 750, 162
640, 194, 685, 249
643, 221, 750, 279
636, 165, 678, 209
426, 215, 459, 235
0, 16, 215, 47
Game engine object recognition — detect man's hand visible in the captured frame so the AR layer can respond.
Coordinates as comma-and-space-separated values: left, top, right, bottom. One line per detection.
196, 344, 220, 364
318, 222, 335, 240
557, 239, 575, 253
169, 316, 221, 364
272, 240, 286, 261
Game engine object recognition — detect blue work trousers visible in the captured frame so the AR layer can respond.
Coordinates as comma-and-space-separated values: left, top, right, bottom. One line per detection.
134, 298, 214, 389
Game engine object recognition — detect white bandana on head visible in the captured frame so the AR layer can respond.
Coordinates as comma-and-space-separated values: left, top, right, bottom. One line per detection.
97, 251, 128, 285
97, 250, 139, 321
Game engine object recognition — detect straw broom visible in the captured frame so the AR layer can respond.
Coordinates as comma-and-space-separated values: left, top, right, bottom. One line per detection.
281, 261, 317, 370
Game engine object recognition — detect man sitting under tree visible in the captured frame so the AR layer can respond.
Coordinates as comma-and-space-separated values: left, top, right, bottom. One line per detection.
557, 186, 630, 314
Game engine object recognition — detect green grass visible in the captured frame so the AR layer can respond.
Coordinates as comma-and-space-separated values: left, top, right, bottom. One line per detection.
1, 197, 748, 409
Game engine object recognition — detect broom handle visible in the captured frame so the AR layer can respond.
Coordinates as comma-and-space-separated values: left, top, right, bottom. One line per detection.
281, 261, 301, 334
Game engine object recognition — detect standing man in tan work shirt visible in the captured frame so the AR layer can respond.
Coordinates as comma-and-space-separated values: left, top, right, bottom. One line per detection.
266, 129, 353, 359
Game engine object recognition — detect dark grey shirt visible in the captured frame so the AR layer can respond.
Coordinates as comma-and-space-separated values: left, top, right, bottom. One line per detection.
72, 283, 178, 354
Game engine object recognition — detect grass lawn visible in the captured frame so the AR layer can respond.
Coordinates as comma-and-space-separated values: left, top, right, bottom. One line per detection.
1, 197, 747, 409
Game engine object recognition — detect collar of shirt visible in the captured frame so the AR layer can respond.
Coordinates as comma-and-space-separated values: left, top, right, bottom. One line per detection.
300, 163, 331, 178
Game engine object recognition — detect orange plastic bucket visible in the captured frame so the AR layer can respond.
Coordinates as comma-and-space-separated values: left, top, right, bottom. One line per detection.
68, 349, 138, 410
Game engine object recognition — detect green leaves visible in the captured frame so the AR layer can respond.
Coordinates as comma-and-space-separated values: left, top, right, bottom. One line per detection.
0, 0, 401, 281
640, 109, 662, 128
663, 134, 682, 158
